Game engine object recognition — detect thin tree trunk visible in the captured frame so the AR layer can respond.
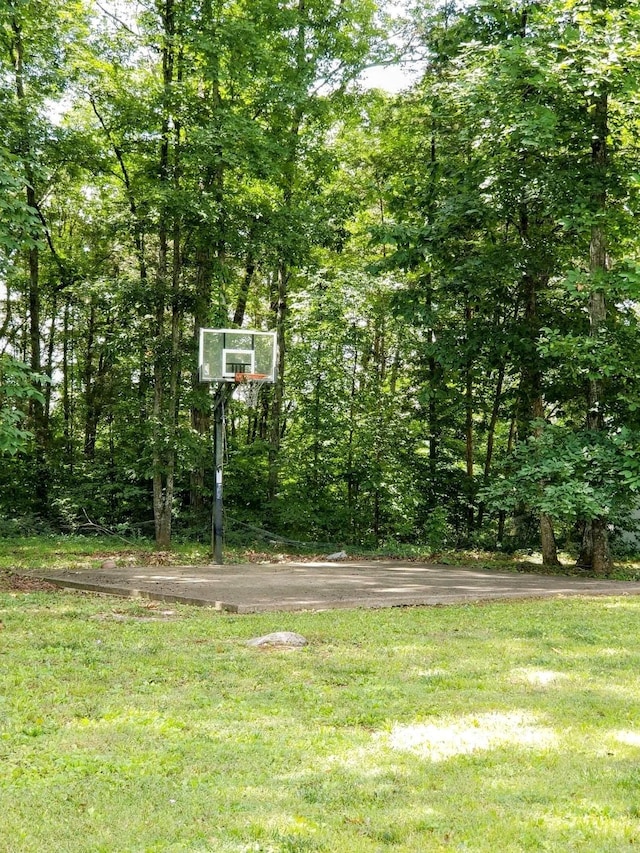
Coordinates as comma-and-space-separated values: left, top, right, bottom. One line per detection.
422, 278, 438, 479
188, 0, 226, 512
44, 293, 56, 423
476, 362, 505, 529
268, 262, 288, 501
153, 218, 172, 548
347, 327, 359, 535
83, 300, 100, 459
578, 86, 612, 574
62, 298, 73, 466
190, 239, 213, 513
232, 244, 256, 328
312, 341, 322, 477
267, 0, 306, 504
11, 15, 49, 509
152, 0, 180, 550
517, 213, 560, 566
465, 301, 474, 534
497, 413, 518, 544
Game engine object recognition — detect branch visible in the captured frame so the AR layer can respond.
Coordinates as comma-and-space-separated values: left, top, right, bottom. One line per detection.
80, 508, 134, 543
89, 94, 137, 216
0, 282, 11, 341
94, 1, 141, 39
31, 199, 68, 281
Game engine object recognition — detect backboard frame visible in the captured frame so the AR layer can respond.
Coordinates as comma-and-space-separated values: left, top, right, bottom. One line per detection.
198, 328, 277, 384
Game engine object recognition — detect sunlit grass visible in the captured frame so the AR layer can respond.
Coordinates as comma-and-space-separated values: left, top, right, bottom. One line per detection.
3, 533, 640, 585
0, 534, 347, 573
0, 535, 218, 573
2, 591, 640, 850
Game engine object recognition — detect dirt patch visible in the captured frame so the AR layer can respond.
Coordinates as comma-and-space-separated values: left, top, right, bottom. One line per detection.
92, 606, 178, 622
0, 571, 58, 593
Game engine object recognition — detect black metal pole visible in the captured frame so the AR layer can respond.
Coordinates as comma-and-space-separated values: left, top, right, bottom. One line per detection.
213, 394, 225, 564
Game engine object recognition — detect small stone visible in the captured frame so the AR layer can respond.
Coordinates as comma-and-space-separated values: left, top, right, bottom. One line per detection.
247, 631, 308, 648
325, 550, 347, 561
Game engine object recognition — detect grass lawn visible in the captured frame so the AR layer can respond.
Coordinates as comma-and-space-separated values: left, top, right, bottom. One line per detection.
0, 535, 214, 573
3, 532, 640, 577
1, 585, 640, 852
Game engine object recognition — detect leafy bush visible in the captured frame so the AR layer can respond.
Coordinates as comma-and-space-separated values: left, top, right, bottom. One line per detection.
482, 422, 640, 529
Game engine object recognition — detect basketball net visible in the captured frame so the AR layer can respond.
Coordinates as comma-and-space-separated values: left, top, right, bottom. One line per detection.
234, 373, 268, 408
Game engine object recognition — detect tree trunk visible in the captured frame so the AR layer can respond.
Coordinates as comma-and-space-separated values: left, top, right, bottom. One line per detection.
516, 208, 561, 567
267, 0, 306, 505
152, 217, 173, 548
232, 244, 256, 328
577, 87, 612, 574
346, 327, 359, 535
189, 0, 226, 513
423, 278, 439, 480
540, 514, 561, 568
44, 293, 56, 424
465, 300, 474, 534
62, 298, 73, 466
83, 300, 98, 458
12, 16, 49, 510
152, 0, 182, 550
189, 239, 213, 514
477, 362, 505, 529
268, 262, 288, 501
465, 362, 474, 533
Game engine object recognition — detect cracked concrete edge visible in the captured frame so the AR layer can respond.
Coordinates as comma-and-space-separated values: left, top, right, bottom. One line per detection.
27, 573, 240, 612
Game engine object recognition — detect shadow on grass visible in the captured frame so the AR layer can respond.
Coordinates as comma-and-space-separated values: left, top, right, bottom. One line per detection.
1, 595, 640, 851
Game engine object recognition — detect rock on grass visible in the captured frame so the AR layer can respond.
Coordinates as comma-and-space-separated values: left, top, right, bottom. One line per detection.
247, 631, 308, 648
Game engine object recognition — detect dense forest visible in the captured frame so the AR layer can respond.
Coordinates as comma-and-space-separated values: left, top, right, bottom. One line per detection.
1, 0, 640, 572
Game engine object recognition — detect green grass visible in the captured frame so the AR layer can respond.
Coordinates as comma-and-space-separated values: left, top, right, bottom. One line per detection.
2, 588, 640, 852
0, 534, 339, 573
3, 533, 640, 580
0, 535, 213, 572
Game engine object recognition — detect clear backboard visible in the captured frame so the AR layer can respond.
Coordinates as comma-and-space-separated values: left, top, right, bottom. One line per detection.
198, 328, 277, 383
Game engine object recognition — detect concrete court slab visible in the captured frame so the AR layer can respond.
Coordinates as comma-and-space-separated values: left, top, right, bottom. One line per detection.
26, 560, 640, 613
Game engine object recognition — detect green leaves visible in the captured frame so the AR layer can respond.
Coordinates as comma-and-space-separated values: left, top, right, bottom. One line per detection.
483, 422, 640, 527
0, 355, 47, 456
0, 148, 41, 258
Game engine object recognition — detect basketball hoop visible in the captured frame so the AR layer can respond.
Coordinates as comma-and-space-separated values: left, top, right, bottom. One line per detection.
234, 372, 269, 408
